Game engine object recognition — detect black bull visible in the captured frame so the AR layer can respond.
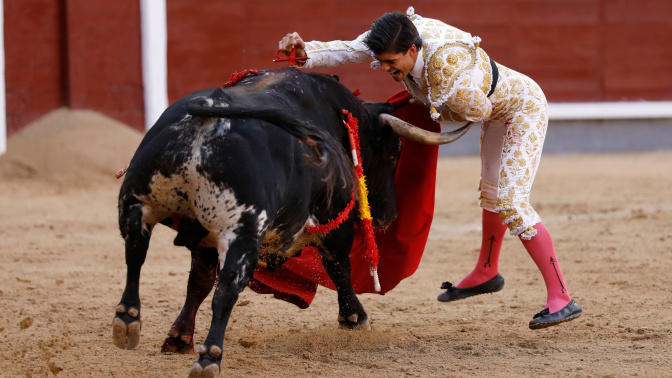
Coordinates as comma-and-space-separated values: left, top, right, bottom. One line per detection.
113, 67, 470, 377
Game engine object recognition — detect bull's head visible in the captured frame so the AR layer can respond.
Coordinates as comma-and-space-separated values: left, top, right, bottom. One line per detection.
358, 102, 402, 231
359, 102, 472, 231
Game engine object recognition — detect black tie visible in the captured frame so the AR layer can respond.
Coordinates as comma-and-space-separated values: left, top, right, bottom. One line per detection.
407, 75, 418, 86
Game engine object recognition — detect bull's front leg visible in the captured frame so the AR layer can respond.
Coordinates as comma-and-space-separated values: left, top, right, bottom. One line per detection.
189, 235, 259, 378
320, 226, 371, 330
162, 246, 218, 354
113, 207, 152, 350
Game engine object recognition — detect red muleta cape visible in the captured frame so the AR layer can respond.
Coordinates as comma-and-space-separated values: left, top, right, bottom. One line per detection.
248, 91, 440, 308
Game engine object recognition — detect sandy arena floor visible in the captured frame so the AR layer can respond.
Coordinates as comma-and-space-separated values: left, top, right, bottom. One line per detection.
1, 109, 670, 377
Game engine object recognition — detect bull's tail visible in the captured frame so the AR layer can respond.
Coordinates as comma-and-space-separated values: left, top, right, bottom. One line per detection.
184, 91, 321, 144
185, 94, 356, 202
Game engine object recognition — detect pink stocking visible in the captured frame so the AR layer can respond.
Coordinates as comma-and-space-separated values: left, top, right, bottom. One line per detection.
520, 222, 572, 313
456, 209, 507, 288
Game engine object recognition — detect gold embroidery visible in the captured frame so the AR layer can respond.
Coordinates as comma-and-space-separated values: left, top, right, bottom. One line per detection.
446, 54, 458, 65
407, 17, 547, 240
427, 42, 478, 104
482, 73, 492, 93
478, 49, 488, 61
496, 196, 512, 208
456, 89, 469, 104
484, 64, 549, 238
430, 72, 443, 87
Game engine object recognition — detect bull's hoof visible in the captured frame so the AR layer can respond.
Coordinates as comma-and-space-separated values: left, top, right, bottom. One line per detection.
188, 362, 220, 378
188, 344, 222, 378
337, 313, 371, 330
112, 304, 142, 350
161, 329, 194, 354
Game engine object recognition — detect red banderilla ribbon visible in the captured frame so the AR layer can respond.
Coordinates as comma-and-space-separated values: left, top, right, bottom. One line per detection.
273, 47, 309, 66
115, 164, 129, 179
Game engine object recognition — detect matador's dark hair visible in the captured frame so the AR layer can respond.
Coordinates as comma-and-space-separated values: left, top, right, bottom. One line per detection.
364, 11, 422, 55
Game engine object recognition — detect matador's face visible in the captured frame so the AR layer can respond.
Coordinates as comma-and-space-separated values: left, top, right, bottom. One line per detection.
374, 44, 419, 83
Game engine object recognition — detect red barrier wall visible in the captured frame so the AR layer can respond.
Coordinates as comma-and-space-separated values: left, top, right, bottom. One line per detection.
4, 0, 64, 135
4, 0, 144, 135
65, 0, 144, 129
4, 0, 672, 135
166, 0, 672, 104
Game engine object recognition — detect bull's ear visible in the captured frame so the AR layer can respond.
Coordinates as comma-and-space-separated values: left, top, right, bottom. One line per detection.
330, 75, 340, 82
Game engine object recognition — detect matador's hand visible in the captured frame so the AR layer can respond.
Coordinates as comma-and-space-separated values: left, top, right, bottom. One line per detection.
278, 32, 307, 66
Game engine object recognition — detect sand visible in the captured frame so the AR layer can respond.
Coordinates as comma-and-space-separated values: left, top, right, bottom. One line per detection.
0, 109, 670, 377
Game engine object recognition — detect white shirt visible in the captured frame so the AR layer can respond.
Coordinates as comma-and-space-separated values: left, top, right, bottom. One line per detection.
409, 48, 424, 84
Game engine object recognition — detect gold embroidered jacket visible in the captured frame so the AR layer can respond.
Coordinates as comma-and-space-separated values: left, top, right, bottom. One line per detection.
302, 8, 495, 123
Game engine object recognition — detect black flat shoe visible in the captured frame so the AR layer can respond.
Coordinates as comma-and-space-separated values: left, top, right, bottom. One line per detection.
529, 299, 582, 329
437, 273, 505, 302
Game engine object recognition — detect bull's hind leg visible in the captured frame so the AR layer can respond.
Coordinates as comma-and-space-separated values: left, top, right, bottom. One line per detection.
190, 219, 260, 377
162, 246, 218, 354
113, 206, 153, 350
320, 228, 371, 330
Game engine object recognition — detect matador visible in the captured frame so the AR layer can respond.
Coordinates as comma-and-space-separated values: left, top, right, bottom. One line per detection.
278, 7, 582, 329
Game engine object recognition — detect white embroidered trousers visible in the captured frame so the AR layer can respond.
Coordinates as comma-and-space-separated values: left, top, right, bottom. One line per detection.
478, 107, 547, 240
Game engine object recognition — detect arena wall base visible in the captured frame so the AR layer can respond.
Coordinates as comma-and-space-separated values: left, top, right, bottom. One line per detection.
549, 101, 672, 121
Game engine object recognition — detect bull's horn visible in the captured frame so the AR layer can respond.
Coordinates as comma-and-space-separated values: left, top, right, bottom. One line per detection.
379, 114, 473, 145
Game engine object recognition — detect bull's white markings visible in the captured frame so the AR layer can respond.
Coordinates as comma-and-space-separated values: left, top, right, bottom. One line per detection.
176, 96, 232, 125
193, 95, 231, 109
234, 260, 249, 287
214, 118, 231, 137
257, 210, 268, 236
135, 124, 262, 272
135, 173, 190, 220
292, 219, 311, 241
217, 235, 232, 271
173, 112, 196, 130
139, 206, 155, 234
236, 252, 252, 265
195, 118, 221, 161
306, 215, 318, 229
189, 180, 256, 272
213, 99, 229, 108
189, 127, 261, 271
